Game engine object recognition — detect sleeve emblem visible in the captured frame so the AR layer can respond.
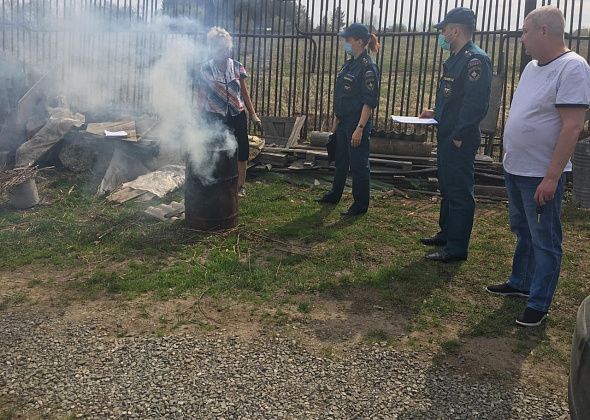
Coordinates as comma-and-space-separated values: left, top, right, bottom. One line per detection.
468, 58, 482, 82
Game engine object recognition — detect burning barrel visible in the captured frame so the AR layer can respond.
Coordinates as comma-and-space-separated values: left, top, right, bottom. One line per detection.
185, 143, 238, 231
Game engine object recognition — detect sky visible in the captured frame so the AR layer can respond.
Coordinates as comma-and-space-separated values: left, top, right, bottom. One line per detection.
306, 0, 590, 32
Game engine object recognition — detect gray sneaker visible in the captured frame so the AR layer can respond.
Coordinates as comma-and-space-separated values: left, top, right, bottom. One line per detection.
238, 187, 246, 198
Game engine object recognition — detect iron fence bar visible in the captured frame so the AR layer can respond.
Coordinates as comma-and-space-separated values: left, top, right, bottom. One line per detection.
324, 0, 340, 125
288, 0, 299, 116
373, 0, 388, 128
576, 0, 583, 51
382, 0, 400, 125
3, 0, 590, 148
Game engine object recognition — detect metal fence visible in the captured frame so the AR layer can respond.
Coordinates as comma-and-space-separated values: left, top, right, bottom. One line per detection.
1, 0, 590, 138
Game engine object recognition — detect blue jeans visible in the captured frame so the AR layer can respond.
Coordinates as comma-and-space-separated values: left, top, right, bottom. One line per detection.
505, 172, 566, 313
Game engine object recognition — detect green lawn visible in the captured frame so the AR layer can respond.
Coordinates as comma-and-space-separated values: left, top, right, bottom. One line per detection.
1, 170, 589, 389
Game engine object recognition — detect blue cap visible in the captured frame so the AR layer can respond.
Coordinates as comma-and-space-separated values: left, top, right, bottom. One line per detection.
434, 7, 476, 29
339, 23, 370, 42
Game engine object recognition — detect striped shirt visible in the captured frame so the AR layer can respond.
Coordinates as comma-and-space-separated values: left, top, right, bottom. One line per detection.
199, 58, 248, 116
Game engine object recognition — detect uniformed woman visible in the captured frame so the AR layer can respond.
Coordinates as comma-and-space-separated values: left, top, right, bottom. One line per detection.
317, 23, 380, 216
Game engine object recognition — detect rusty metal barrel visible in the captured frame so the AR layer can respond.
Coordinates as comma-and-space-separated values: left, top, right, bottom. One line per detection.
184, 143, 238, 231
573, 137, 590, 209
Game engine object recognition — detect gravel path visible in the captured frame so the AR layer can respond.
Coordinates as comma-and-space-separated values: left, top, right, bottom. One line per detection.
0, 310, 569, 419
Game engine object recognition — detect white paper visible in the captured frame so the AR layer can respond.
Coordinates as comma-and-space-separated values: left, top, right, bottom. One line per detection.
391, 115, 438, 125
104, 130, 128, 137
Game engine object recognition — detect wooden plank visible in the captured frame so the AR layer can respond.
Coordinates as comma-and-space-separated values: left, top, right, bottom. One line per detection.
107, 187, 148, 203
286, 116, 307, 148
474, 185, 507, 199
86, 121, 138, 142
17, 69, 54, 124
301, 149, 413, 171
257, 151, 290, 166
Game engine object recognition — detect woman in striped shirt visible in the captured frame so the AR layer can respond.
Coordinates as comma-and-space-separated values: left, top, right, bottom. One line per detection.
198, 27, 260, 198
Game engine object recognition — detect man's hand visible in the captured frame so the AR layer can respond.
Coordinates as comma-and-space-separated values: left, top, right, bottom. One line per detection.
452, 139, 463, 148
534, 176, 559, 206
420, 109, 435, 119
351, 127, 363, 148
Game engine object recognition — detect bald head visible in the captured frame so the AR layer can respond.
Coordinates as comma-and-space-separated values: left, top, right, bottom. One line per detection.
525, 6, 565, 39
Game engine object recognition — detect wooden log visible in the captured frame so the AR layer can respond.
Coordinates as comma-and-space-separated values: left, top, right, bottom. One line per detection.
307, 132, 433, 157
309, 131, 331, 147
370, 137, 433, 157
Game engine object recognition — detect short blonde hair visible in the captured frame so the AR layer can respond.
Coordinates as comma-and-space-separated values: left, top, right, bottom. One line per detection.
525, 6, 565, 38
207, 26, 233, 50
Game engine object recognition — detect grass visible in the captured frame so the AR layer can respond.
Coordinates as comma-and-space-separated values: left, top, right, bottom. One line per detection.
0, 292, 28, 311
297, 301, 311, 313
1, 169, 589, 379
365, 329, 390, 343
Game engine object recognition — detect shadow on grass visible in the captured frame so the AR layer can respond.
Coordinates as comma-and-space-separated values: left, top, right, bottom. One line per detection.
398, 298, 548, 419
308, 257, 464, 343
267, 203, 362, 244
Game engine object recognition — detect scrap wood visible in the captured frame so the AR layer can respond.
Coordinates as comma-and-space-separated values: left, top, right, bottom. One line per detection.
286, 115, 307, 148
107, 187, 150, 203
86, 121, 138, 142
248, 135, 265, 161
108, 165, 185, 203
17, 69, 54, 124
135, 116, 160, 139
145, 201, 185, 221
15, 108, 86, 167
0, 165, 42, 193
382, 187, 409, 199
257, 151, 290, 166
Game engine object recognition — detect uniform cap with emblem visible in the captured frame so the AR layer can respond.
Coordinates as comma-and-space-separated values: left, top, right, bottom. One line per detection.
434, 7, 476, 29
338, 23, 370, 42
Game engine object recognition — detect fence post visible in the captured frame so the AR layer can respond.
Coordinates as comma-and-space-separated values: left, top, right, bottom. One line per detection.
520, 0, 537, 73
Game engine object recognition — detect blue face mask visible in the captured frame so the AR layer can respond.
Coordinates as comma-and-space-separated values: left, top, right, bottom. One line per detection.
438, 33, 451, 51
344, 42, 354, 55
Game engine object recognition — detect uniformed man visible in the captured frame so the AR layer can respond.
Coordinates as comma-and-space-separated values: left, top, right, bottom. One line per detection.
420, 8, 492, 262
316, 23, 381, 216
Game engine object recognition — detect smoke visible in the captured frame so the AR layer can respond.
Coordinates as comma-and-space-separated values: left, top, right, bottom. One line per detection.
148, 35, 237, 185
1, 7, 237, 182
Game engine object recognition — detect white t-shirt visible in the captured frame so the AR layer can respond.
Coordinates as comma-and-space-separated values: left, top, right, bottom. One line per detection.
503, 51, 590, 177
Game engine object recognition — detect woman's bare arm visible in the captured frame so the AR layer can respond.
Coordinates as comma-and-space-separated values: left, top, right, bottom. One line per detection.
240, 79, 259, 122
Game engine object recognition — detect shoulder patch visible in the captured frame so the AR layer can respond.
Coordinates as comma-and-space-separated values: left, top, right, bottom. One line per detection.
468, 58, 482, 82
365, 70, 376, 91
468, 58, 482, 68
465, 50, 473, 58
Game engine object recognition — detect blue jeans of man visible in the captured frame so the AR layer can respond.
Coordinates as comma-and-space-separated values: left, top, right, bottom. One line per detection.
327, 117, 372, 210
505, 172, 566, 313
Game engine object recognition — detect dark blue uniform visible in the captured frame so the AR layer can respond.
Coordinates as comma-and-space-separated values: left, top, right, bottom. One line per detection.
434, 41, 492, 257
326, 50, 380, 211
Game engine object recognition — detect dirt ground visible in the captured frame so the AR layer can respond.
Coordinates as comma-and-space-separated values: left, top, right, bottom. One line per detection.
0, 263, 569, 400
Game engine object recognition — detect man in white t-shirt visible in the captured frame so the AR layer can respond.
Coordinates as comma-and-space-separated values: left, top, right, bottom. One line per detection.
486, 6, 590, 327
